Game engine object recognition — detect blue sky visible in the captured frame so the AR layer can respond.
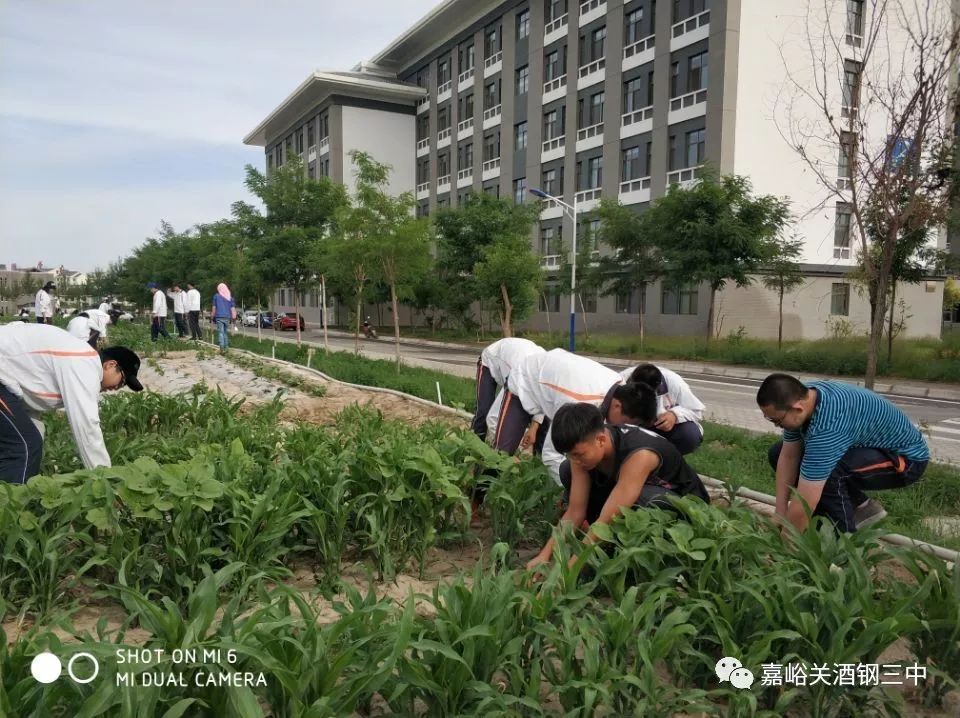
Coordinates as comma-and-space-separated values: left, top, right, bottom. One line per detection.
0, 0, 438, 271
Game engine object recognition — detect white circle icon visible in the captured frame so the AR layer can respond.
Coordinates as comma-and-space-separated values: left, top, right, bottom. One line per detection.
30, 652, 62, 683
67, 653, 100, 684
730, 667, 756, 689
715, 656, 742, 682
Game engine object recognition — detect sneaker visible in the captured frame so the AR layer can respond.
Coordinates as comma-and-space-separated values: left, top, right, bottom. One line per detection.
854, 499, 887, 529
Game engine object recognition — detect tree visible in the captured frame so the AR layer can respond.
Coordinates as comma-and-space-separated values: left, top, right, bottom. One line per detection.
643, 171, 789, 343
473, 233, 542, 337
776, 0, 958, 387
233, 153, 348, 346
761, 237, 806, 349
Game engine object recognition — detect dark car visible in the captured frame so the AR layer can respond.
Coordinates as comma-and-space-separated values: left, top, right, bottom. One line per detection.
259, 311, 278, 328
274, 312, 305, 331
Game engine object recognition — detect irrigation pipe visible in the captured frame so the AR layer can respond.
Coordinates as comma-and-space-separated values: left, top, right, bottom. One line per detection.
204, 342, 960, 564
700, 476, 959, 565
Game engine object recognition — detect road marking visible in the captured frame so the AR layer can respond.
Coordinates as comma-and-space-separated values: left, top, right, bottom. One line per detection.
944, 418, 960, 425
931, 425, 960, 436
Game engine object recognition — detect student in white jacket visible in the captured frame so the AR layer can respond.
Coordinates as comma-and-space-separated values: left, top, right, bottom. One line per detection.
492, 348, 645, 482
67, 309, 113, 348
0, 323, 143, 483
619, 363, 705, 454
167, 285, 188, 338
34, 282, 56, 324
185, 283, 202, 340
148, 283, 171, 341
471, 338, 545, 442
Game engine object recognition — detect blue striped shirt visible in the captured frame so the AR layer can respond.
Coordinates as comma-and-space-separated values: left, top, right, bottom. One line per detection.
784, 381, 929, 482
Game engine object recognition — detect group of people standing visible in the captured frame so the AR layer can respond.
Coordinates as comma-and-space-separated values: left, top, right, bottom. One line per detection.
470, 337, 930, 571
147, 282, 235, 350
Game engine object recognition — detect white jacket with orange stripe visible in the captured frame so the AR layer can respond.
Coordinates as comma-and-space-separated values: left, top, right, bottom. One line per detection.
0, 323, 111, 469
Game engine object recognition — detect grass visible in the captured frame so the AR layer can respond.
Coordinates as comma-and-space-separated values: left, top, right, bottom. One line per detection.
401, 326, 960, 384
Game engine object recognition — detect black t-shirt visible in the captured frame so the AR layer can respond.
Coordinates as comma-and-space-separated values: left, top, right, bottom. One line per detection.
587, 424, 710, 504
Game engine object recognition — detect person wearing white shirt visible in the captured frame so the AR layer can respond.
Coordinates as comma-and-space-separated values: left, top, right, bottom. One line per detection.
67, 308, 113, 349
148, 283, 171, 342
471, 338, 545, 442
98, 299, 112, 314
0, 323, 143, 483
167, 285, 188, 338
34, 282, 56, 324
185, 283, 202, 340
619, 363, 705, 454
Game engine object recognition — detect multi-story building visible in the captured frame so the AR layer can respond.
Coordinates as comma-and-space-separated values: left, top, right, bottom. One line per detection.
245, 0, 945, 339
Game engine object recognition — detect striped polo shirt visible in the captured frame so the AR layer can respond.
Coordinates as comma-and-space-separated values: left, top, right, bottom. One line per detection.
784, 381, 929, 482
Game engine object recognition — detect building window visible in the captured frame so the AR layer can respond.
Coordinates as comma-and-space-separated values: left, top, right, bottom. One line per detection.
645, 141, 653, 175
647, 70, 655, 105
587, 156, 603, 189
459, 142, 474, 167
438, 57, 451, 85
514, 177, 528, 203
515, 121, 528, 151
834, 204, 852, 259
267, 153, 274, 170
687, 51, 708, 92
517, 9, 530, 39
668, 134, 679, 170
307, 162, 316, 179
584, 219, 601, 251
484, 81, 499, 109
580, 26, 606, 63
276, 144, 283, 166
438, 152, 450, 178
842, 59, 861, 115
838, 132, 854, 182
581, 291, 598, 313
417, 159, 430, 184
483, 131, 500, 161
686, 128, 705, 168
295, 130, 304, 154
437, 105, 451, 131
417, 114, 430, 141
590, 91, 604, 125
540, 289, 561, 312
541, 226, 559, 254
830, 283, 850, 316
670, 61, 680, 97
662, 283, 699, 315
416, 66, 430, 88
624, 77, 643, 113
846, 0, 864, 45
460, 43, 475, 71
485, 24, 501, 58
546, 0, 567, 23
616, 289, 645, 314
542, 166, 562, 194
460, 93, 474, 118
622, 146, 642, 181
544, 108, 563, 139
516, 65, 529, 95
307, 122, 315, 148
319, 113, 329, 139
673, 0, 707, 23
625, 8, 644, 45
544, 48, 565, 81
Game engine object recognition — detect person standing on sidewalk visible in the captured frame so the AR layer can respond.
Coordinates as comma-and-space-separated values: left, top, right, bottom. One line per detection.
185, 282, 202, 340
148, 283, 171, 342
620, 363, 705, 455
756, 373, 929, 534
34, 282, 56, 324
211, 283, 235, 351
167, 285, 188, 338
471, 338, 545, 442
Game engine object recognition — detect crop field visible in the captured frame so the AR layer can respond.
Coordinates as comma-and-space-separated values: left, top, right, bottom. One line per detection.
1, 341, 958, 717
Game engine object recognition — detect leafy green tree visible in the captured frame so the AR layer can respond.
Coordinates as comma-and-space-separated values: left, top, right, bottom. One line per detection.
760, 237, 805, 349
474, 233, 542, 337
645, 171, 789, 342
233, 154, 348, 345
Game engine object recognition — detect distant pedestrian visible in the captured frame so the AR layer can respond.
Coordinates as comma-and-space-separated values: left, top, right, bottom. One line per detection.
148, 283, 171, 341
212, 283, 235, 351
67, 308, 113, 349
185, 282, 202, 340
98, 297, 113, 314
756, 373, 929, 534
167, 285, 188, 338
620, 363, 705, 455
34, 282, 55, 324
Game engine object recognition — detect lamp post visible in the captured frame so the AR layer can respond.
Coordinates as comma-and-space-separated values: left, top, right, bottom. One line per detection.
530, 187, 578, 352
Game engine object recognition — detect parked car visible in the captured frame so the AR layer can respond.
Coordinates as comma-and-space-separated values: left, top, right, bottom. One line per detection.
242, 310, 260, 327
259, 311, 278, 328
274, 312, 305, 331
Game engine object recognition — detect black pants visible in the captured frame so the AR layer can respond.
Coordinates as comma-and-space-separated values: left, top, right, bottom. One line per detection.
151, 317, 170, 341
0, 384, 43, 484
471, 360, 498, 440
652, 421, 703, 455
492, 390, 549, 456
173, 312, 188, 337
559, 461, 681, 524
768, 441, 927, 532
188, 311, 202, 340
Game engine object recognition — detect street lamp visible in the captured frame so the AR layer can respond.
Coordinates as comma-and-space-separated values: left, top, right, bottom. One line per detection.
530, 187, 578, 352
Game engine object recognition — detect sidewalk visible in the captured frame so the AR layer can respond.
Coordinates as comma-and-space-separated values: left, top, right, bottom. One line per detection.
317, 328, 960, 402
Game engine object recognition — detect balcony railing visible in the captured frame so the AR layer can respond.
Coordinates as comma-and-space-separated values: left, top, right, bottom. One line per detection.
416, 97, 430, 114
576, 122, 603, 142
622, 105, 654, 127
437, 174, 451, 188
671, 9, 710, 38
318, 137, 330, 154
578, 57, 605, 78
543, 75, 567, 95
483, 104, 502, 121
484, 51, 503, 69
437, 80, 452, 95
623, 34, 655, 60
457, 117, 474, 134
482, 157, 501, 173
666, 165, 702, 186
416, 138, 430, 153
457, 167, 473, 181
619, 177, 651, 193
458, 67, 475, 85
669, 88, 707, 111
575, 187, 602, 203
437, 128, 451, 144
542, 135, 565, 153
541, 254, 562, 270
416, 181, 430, 195
544, 13, 568, 38
579, 0, 606, 25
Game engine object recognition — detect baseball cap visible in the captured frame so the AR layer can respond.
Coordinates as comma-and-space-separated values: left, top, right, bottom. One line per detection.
146, 282, 158, 289
100, 346, 144, 392
43, 281, 56, 290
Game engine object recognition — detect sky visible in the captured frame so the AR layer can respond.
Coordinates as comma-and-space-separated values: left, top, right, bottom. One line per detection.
0, 0, 438, 272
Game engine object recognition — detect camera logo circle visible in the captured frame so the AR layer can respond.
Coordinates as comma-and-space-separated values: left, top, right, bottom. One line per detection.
30, 652, 62, 684
67, 653, 100, 684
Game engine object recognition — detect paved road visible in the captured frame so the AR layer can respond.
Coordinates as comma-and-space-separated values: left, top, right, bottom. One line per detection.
249, 326, 960, 464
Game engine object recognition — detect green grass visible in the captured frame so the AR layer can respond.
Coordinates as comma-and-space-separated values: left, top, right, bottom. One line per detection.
402, 326, 960, 384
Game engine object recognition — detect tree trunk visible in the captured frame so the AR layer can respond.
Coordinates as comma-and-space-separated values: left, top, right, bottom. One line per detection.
865, 276, 889, 390
778, 284, 784, 350
578, 294, 589, 339
355, 292, 363, 355
887, 282, 896, 363
256, 293, 262, 343
500, 283, 513, 337
294, 289, 302, 347
706, 287, 716, 345
543, 293, 552, 337
390, 281, 401, 371
638, 283, 646, 351
321, 275, 329, 354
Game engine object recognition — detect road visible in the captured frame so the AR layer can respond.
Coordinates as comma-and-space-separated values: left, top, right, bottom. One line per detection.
247, 325, 960, 464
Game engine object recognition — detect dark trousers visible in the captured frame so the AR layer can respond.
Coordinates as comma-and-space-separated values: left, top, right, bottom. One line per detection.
652, 421, 703, 455
492, 390, 550, 457
36, 317, 49, 324
471, 360, 498, 440
768, 441, 927, 532
151, 317, 170, 341
173, 312, 188, 337
188, 311, 201, 340
0, 384, 43, 484
559, 461, 680, 524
